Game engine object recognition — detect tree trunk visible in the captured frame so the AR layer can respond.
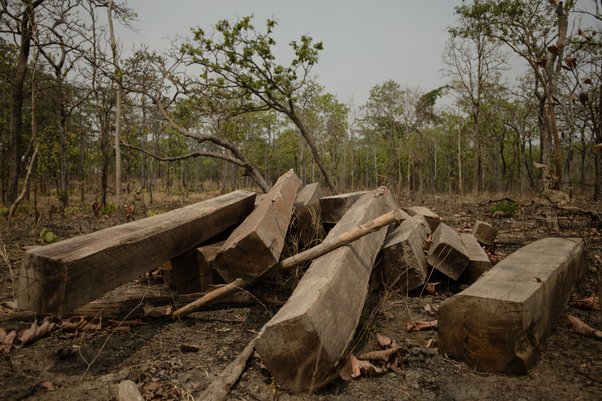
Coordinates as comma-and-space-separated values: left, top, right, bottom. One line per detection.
108, 0, 122, 202
8, 0, 36, 203
289, 113, 336, 193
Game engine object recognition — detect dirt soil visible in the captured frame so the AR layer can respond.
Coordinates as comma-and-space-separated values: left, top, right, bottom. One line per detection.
1, 191, 601, 401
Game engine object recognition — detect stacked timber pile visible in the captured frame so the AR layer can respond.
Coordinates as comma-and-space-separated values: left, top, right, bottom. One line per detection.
14, 169, 590, 399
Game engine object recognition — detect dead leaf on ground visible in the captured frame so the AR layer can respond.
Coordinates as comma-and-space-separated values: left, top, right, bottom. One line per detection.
567, 315, 602, 339
1, 328, 17, 354
376, 332, 392, 348
143, 303, 173, 318
18, 320, 56, 347
407, 319, 438, 332
339, 354, 385, 381
569, 296, 600, 311
423, 303, 439, 316
60, 317, 102, 332
424, 282, 440, 296
358, 346, 399, 363
39, 381, 55, 391
425, 338, 438, 348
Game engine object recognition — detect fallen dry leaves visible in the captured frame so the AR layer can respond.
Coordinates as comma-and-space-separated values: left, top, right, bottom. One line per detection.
19, 320, 56, 346
423, 282, 440, 296
339, 332, 400, 381
143, 303, 173, 317
569, 296, 600, 311
406, 319, 438, 332
567, 315, 602, 339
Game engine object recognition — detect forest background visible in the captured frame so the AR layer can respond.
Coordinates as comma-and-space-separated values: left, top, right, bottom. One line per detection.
1, 0, 601, 218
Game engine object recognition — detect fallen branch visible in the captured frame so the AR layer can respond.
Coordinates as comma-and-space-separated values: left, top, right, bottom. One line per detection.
172, 208, 403, 318
196, 335, 259, 401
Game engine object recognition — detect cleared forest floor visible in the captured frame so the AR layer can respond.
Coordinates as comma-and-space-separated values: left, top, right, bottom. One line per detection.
1, 190, 601, 401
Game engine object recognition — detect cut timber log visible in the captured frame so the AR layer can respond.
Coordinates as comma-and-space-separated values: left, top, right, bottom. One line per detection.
172, 208, 404, 318
381, 217, 429, 292
255, 187, 396, 392
17, 191, 255, 315
170, 241, 224, 293
426, 223, 469, 280
405, 206, 441, 232
472, 220, 497, 245
214, 170, 301, 282
294, 182, 321, 208
439, 237, 587, 374
288, 183, 325, 253
319, 191, 368, 224
459, 233, 492, 284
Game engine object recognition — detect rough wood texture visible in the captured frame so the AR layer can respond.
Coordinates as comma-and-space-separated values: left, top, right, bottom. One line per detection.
17, 191, 256, 315
405, 206, 441, 232
319, 191, 368, 224
170, 241, 224, 294
255, 187, 396, 392
472, 220, 498, 245
381, 217, 429, 292
426, 223, 468, 280
287, 183, 324, 253
439, 238, 586, 374
294, 182, 321, 208
214, 170, 301, 282
115, 380, 144, 401
172, 208, 404, 318
459, 233, 492, 284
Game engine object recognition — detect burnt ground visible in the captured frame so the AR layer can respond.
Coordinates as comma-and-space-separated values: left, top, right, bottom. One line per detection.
0, 190, 601, 401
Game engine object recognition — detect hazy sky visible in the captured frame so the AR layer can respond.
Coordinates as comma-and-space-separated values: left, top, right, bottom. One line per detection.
117, 1, 461, 104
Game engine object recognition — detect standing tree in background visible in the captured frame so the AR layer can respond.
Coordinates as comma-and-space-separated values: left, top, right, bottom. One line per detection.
455, 0, 576, 191
0, 0, 45, 203
181, 16, 336, 192
443, 26, 507, 193
107, 0, 122, 202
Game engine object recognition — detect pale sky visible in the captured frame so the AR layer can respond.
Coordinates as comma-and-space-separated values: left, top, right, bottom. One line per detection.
116, 1, 461, 105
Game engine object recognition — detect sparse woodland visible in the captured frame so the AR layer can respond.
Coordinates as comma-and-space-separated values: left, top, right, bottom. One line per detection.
0, 0, 600, 218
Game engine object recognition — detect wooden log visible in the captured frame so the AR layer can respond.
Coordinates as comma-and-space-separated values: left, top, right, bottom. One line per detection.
171, 207, 404, 318
287, 183, 325, 254
426, 223, 469, 280
294, 182, 321, 208
1, 287, 255, 323
214, 170, 301, 282
255, 187, 396, 392
319, 190, 368, 224
438, 237, 587, 374
381, 217, 429, 292
17, 191, 256, 315
472, 220, 498, 245
170, 241, 224, 294
115, 380, 144, 401
459, 233, 492, 284
404, 206, 441, 232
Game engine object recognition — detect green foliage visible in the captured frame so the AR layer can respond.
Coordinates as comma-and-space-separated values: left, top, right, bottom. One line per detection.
490, 200, 519, 217
102, 202, 118, 216
40, 228, 59, 244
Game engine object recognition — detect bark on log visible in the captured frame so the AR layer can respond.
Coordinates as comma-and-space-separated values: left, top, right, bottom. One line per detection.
426, 223, 469, 280
17, 191, 255, 315
214, 170, 301, 282
319, 191, 368, 224
255, 187, 397, 392
171, 207, 404, 318
438, 237, 587, 374
294, 182, 322, 208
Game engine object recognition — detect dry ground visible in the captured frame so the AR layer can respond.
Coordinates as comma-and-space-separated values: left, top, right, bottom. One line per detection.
0, 190, 601, 401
